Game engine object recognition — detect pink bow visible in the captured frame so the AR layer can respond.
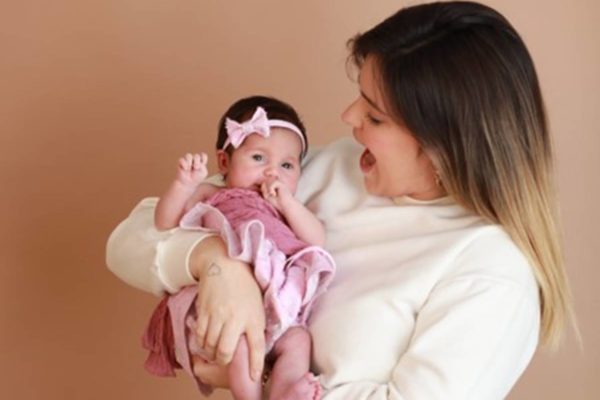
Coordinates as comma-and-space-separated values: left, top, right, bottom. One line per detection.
224, 107, 271, 149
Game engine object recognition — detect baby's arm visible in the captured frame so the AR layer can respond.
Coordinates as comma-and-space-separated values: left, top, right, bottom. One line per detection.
279, 197, 326, 246
155, 153, 214, 231
261, 179, 326, 246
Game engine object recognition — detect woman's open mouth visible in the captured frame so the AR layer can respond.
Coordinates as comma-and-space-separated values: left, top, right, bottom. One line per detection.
359, 148, 376, 173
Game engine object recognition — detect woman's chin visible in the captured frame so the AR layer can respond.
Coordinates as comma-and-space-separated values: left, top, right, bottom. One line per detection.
362, 175, 380, 195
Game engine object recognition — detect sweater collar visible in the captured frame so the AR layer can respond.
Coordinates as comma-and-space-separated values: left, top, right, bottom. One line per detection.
392, 195, 454, 206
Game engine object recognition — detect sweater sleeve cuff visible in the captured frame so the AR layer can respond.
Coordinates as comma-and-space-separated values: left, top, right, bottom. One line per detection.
156, 230, 217, 293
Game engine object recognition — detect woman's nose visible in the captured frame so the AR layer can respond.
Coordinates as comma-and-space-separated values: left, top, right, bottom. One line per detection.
341, 98, 360, 127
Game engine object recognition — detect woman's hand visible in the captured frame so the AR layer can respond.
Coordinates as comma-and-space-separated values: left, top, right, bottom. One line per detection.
189, 236, 266, 381
192, 356, 230, 388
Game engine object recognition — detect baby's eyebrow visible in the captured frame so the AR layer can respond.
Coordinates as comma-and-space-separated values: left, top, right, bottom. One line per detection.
244, 145, 266, 152
280, 153, 301, 163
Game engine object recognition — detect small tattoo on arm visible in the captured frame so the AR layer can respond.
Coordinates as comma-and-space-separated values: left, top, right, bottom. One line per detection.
207, 263, 222, 277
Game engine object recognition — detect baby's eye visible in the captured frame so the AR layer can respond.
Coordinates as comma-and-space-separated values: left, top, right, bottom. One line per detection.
282, 162, 296, 170
252, 154, 264, 162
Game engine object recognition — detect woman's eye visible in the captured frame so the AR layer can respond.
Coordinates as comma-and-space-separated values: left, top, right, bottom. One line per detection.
252, 154, 263, 162
281, 162, 294, 170
367, 114, 382, 125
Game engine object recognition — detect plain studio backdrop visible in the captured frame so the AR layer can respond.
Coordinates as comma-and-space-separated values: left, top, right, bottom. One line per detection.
1, 1, 598, 399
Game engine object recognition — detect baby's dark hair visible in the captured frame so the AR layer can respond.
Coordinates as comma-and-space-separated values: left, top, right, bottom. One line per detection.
216, 95, 308, 158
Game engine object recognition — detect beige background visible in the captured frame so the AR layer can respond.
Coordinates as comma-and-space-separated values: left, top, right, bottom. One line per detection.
1, 0, 598, 399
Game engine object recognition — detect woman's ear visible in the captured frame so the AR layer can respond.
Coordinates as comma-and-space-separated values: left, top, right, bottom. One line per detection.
216, 150, 230, 175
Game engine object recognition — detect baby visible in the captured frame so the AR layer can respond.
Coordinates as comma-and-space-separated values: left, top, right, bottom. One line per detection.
143, 96, 335, 400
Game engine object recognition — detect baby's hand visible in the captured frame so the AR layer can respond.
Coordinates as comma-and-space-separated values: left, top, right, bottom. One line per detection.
176, 153, 208, 187
261, 176, 293, 213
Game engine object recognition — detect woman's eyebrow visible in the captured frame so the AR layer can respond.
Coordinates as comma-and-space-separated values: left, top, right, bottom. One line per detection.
360, 90, 386, 115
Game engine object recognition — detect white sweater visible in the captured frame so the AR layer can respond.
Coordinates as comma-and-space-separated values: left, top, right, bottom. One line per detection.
107, 138, 540, 400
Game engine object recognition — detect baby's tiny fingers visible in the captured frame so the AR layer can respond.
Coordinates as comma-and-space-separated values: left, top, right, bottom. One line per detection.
192, 153, 202, 169
262, 183, 276, 199
179, 157, 191, 170
267, 180, 281, 197
199, 152, 208, 165
181, 154, 193, 169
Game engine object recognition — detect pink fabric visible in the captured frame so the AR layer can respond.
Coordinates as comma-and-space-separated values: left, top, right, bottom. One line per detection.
223, 106, 306, 153
143, 188, 335, 392
180, 188, 335, 346
225, 106, 271, 148
141, 295, 178, 377
142, 286, 213, 395
202, 187, 308, 255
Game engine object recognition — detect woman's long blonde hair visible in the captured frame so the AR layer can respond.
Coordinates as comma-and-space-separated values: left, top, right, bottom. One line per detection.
349, 1, 574, 347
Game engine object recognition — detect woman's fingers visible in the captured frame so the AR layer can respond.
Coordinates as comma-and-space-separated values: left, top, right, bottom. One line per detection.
188, 241, 266, 380
195, 312, 210, 351
191, 356, 230, 388
246, 324, 266, 381
203, 315, 224, 361
215, 321, 242, 366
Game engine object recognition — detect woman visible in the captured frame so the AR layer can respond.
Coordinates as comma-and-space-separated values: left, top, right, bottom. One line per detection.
107, 2, 573, 398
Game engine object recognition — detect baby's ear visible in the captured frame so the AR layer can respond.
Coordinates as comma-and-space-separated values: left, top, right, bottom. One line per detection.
216, 150, 230, 175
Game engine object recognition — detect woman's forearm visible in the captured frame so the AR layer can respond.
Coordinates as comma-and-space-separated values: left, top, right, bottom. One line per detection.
107, 199, 266, 383
106, 197, 211, 295
189, 235, 234, 278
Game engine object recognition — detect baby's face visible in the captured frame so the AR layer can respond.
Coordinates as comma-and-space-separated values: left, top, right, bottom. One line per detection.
222, 128, 303, 193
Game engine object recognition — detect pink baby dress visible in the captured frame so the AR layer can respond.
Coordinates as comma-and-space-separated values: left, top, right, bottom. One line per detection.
142, 188, 335, 394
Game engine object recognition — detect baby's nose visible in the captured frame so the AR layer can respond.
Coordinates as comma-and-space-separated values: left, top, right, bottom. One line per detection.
264, 167, 278, 178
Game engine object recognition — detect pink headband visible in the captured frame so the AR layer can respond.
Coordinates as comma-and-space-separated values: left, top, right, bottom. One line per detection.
222, 107, 306, 154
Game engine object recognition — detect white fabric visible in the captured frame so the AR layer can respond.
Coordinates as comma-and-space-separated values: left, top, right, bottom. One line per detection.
106, 137, 540, 399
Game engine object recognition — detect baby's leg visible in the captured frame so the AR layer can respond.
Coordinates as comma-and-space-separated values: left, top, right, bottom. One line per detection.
268, 326, 312, 400
229, 335, 262, 400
